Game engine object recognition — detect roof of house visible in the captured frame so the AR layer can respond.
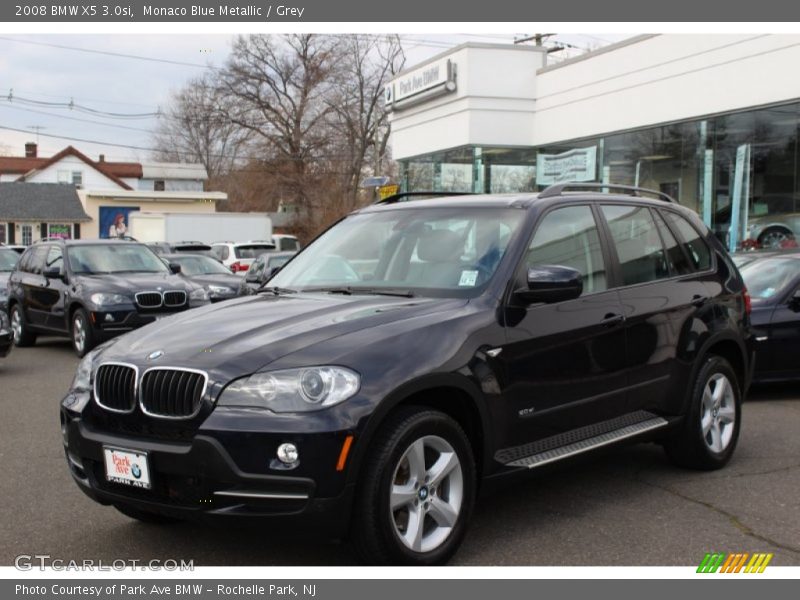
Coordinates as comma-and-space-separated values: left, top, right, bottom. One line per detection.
14, 146, 136, 190
0, 182, 91, 222
0, 154, 143, 180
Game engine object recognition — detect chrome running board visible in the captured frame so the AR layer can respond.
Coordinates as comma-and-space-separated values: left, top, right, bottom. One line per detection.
499, 412, 669, 469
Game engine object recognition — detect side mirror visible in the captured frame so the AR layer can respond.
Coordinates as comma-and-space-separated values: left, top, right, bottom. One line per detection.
264, 266, 282, 281
43, 266, 63, 280
515, 265, 583, 304
168, 263, 182, 274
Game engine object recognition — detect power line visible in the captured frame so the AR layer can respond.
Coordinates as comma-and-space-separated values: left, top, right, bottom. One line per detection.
0, 102, 157, 133
4, 91, 160, 119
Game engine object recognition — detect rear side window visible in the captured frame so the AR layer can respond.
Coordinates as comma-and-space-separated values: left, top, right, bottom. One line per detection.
526, 205, 607, 294
652, 210, 692, 276
279, 238, 299, 251
601, 205, 670, 286
234, 245, 274, 259
663, 211, 712, 271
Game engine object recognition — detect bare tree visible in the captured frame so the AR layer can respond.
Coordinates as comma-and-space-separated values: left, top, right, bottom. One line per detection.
152, 73, 249, 180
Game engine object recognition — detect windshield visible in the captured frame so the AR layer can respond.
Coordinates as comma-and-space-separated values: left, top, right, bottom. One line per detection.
0, 249, 19, 271
740, 258, 800, 301
234, 245, 275, 259
268, 207, 525, 296
171, 255, 232, 276
67, 244, 169, 275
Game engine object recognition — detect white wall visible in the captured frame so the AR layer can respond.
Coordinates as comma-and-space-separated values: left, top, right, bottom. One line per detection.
23, 155, 125, 190
533, 34, 800, 145
389, 44, 544, 160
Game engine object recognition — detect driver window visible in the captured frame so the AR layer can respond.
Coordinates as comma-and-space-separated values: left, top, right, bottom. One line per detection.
526, 206, 607, 295
46, 246, 64, 274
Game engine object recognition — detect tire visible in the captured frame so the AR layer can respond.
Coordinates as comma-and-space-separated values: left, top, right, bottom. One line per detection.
114, 504, 180, 525
351, 407, 476, 565
9, 304, 37, 347
757, 227, 794, 249
664, 356, 741, 470
71, 308, 96, 358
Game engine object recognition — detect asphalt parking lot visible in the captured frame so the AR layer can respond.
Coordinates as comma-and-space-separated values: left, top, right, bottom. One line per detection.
1, 338, 799, 566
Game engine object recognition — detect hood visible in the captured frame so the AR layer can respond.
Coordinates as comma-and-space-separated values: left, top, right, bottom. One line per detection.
75, 271, 197, 294
99, 292, 467, 379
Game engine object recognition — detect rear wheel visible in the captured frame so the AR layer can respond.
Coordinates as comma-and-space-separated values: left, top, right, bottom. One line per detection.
10, 305, 36, 347
71, 308, 96, 358
352, 407, 476, 565
664, 356, 741, 470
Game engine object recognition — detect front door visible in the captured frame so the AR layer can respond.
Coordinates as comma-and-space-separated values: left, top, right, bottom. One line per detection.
499, 204, 629, 446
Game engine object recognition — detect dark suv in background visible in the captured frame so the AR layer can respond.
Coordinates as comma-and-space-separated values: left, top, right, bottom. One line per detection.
61, 184, 753, 565
8, 239, 209, 357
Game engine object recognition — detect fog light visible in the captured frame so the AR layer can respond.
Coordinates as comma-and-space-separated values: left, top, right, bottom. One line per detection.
104, 313, 115, 322
277, 443, 298, 464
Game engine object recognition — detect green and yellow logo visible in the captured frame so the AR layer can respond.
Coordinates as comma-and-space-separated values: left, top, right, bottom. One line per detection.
697, 552, 773, 573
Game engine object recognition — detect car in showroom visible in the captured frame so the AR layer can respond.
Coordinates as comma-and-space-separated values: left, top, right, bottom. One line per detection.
7, 239, 210, 357
738, 252, 800, 382
211, 240, 277, 274
161, 253, 243, 303
241, 251, 296, 293
60, 184, 753, 565
0, 246, 20, 312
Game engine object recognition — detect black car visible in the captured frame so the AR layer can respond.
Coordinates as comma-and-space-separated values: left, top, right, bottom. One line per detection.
0, 247, 20, 312
739, 253, 800, 382
242, 251, 296, 292
8, 240, 210, 357
60, 184, 753, 565
161, 253, 243, 302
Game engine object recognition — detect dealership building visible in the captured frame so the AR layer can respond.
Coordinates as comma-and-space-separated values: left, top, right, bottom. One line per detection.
387, 34, 800, 249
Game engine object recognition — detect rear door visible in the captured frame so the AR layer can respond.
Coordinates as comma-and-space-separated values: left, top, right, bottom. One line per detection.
20, 245, 50, 327
41, 245, 69, 331
499, 204, 629, 446
599, 204, 713, 416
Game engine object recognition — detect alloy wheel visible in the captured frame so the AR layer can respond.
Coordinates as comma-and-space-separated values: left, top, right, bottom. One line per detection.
10, 309, 22, 344
73, 314, 86, 354
701, 373, 736, 453
390, 435, 464, 554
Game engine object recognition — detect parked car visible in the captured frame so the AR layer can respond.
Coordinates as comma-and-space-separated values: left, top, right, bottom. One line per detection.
0, 247, 20, 312
242, 251, 296, 292
3, 245, 28, 254
211, 240, 277, 274
271, 234, 302, 252
0, 310, 11, 358
61, 184, 753, 565
739, 253, 800, 382
161, 253, 243, 302
732, 247, 800, 268
7, 239, 210, 357
747, 213, 800, 249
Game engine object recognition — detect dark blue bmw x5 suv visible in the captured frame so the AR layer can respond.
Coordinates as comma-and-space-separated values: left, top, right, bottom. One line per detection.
61, 184, 754, 565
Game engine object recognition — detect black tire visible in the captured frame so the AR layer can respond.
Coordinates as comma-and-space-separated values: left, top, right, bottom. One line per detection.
351, 407, 476, 565
10, 304, 37, 347
114, 504, 180, 525
71, 308, 96, 358
757, 226, 794, 249
664, 356, 742, 470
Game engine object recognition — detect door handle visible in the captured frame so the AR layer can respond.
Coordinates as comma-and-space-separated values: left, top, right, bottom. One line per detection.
600, 313, 625, 327
691, 294, 710, 307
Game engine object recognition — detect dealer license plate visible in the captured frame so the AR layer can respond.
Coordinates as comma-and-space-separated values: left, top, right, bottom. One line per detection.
103, 447, 151, 489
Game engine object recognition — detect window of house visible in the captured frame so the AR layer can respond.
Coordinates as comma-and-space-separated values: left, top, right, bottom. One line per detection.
72, 171, 83, 187
154, 180, 165, 191
21, 224, 33, 246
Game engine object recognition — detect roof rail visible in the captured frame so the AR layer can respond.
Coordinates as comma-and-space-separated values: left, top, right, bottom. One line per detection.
538, 182, 678, 204
373, 191, 474, 205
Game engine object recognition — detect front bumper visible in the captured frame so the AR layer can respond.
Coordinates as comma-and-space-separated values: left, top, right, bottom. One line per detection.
61, 401, 357, 537
88, 307, 191, 335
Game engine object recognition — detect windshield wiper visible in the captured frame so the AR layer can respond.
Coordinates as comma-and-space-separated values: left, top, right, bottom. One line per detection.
258, 285, 298, 295
306, 286, 416, 298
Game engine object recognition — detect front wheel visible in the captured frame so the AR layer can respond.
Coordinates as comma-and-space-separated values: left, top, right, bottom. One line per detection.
352, 408, 476, 565
71, 308, 96, 358
664, 356, 741, 470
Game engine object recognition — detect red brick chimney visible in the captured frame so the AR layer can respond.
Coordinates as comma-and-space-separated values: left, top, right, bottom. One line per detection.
25, 142, 37, 158
99, 154, 105, 162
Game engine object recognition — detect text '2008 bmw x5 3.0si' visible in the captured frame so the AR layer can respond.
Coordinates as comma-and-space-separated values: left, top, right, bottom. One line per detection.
61, 184, 754, 565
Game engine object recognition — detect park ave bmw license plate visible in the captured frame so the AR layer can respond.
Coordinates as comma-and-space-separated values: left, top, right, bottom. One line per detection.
103, 447, 151, 489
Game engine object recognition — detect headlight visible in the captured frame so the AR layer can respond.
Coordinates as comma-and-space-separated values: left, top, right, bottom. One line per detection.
63, 348, 101, 414
90, 293, 130, 306
207, 285, 234, 296
218, 366, 360, 412
189, 287, 210, 304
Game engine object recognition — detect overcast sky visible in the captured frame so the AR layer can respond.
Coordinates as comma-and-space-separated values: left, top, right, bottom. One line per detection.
0, 33, 629, 163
